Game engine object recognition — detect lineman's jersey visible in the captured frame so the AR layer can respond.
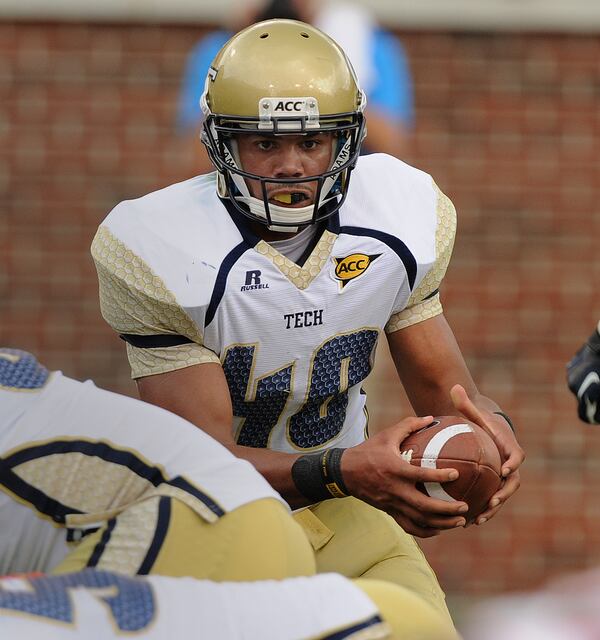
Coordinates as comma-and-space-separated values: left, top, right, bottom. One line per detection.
92, 153, 456, 453
0, 570, 389, 640
0, 349, 285, 574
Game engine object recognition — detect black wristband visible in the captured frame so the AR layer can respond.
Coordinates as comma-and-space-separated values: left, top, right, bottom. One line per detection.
291, 448, 349, 502
493, 411, 516, 433
322, 448, 350, 499
291, 453, 331, 503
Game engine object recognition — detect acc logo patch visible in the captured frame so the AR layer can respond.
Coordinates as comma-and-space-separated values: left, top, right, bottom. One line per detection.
333, 253, 381, 289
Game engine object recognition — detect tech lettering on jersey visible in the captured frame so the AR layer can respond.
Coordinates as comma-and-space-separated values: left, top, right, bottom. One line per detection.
241, 270, 269, 292
333, 253, 381, 289
284, 309, 324, 329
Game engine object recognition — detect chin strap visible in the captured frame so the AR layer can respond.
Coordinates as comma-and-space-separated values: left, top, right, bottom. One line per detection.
268, 224, 299, 233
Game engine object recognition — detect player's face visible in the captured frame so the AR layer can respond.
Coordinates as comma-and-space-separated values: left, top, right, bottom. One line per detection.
236, 133, 334, 208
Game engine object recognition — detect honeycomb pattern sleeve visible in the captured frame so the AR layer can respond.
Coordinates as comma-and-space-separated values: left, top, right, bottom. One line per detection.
385, 180, 457, 333
91, 225, 220, 379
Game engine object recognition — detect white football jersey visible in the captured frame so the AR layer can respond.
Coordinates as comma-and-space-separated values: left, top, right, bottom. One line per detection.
92, 153, 456, 453
0, 570, 390, 640
0, 349, 285, 574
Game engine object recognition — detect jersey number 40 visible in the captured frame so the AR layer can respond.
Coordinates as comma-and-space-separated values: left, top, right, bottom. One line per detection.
223, 329, 379, 450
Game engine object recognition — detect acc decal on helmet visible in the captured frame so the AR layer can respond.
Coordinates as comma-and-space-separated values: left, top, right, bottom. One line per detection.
200, 19, 366, 230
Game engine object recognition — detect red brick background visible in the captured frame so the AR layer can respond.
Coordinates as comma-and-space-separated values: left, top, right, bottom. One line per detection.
2, 22, 599, 600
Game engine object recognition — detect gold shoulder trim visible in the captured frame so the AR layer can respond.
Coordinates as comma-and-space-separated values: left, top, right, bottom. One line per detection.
385, 293, 443, 333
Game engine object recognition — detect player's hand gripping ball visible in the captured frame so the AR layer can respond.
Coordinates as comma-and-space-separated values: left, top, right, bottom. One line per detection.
400, 416, 502, 523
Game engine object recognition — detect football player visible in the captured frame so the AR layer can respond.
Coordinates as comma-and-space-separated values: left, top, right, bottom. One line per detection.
0, 348, 314, 579
567, 321, 600, 424
91, 19, 524, 627
0, 569, 457, 640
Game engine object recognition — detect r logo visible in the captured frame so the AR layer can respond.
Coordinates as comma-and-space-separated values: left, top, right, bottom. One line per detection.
245, 270, 262, 286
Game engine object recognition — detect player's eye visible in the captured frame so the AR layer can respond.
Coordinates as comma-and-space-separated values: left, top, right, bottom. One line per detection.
256, 139, 276, 151
302, 139, 320, 150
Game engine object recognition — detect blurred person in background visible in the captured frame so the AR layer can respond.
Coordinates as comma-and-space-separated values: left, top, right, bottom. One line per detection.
567, 321, 600, 424
176, 0, 414, 170
92, 19, 523, 633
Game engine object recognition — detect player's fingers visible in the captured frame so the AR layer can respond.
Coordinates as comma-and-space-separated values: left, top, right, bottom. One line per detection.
391, 415, 434, 442
474, 473, 520, 524
400, 461, 459, 487
403, 506, 467, 530
451, 384, 525, 476
493, 471, 520, 502
450, 384, 497, 441
473, 504, 502, 525
393, 485, 469, 516
450, 384, 489, 431
393, 502, 467, 533
473, 492, 507, 524
391, 512, 443, 538
500, 445, 525, 477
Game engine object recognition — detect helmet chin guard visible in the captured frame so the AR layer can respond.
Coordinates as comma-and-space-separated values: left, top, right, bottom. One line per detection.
204, 120, 363, 229
200, 19, 367, 230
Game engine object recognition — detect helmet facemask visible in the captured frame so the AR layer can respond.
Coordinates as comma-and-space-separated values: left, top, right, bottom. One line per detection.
201, 106, 365, 231
199, 19, 367, 231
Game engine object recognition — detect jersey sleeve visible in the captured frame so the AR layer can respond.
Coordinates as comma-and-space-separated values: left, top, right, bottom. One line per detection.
91, 224, 220, 379
385, 181, 456, 333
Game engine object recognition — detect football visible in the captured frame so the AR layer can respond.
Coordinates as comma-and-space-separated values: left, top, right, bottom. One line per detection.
400, 416, 502, 523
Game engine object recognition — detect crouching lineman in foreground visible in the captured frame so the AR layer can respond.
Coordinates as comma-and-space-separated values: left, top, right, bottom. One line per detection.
567, 321, 600, 424
0, 348, 314, 579
0, 569, 458, 640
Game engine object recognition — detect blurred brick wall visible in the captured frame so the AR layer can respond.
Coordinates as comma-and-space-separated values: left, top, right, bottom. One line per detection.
1, 22, 599, 598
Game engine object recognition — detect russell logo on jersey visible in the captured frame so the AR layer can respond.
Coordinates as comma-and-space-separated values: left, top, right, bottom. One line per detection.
333, 253, 381, 289
241, 270, 269, 292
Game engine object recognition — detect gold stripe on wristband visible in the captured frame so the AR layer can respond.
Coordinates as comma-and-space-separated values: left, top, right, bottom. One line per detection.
322, 448, 349, 498
320, 449, 330, 479
325, 482, 348, 499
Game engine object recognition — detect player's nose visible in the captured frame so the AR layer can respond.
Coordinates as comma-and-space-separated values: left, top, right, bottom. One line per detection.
273, 145, 305, 178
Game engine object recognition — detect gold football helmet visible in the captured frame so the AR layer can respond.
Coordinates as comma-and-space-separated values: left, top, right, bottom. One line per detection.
201, 19, 366, 229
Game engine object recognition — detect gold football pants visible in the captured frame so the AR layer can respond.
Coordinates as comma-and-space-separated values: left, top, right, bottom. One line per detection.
294, 496, 454, 629
53, 496, 316, 581
356, 579, 459, 640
